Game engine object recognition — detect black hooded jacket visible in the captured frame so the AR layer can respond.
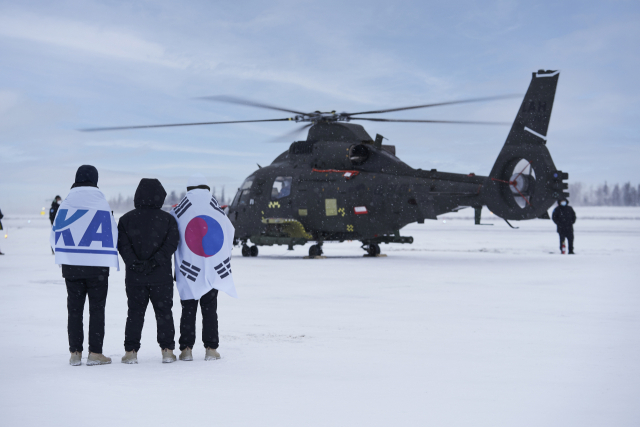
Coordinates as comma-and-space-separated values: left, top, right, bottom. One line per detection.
117, 179, 179, 286
552, 201, 576, 233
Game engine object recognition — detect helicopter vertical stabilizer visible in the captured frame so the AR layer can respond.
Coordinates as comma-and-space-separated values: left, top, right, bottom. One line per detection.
484, 70, 569, 220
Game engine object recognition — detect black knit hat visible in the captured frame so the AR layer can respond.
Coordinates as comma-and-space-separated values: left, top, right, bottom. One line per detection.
75, 165, 99, 186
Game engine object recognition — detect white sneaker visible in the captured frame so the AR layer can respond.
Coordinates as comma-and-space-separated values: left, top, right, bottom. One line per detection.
179, 348, 193, 361
162, 348, 177, 363
69, 351, 82, 366
121, 350, 138, 364
205, 347, 221, 361
86, 353, 112, 366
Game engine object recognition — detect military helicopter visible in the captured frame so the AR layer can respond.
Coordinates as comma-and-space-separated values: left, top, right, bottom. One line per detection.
83, 70, 569, 257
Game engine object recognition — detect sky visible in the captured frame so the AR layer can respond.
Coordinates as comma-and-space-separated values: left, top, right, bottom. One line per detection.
1, 0, 639, 213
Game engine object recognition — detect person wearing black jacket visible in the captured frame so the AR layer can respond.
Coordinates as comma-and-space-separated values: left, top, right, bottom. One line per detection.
0, 208, 4, 255
118, 178, 180, 364
63, 165, 112, 366
49, 196, 61, 254
552, 198, 577, 254
49, 196, 61, 225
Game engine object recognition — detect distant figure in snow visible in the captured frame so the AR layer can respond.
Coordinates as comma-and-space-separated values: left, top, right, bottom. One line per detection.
552, 198, 576, 254
50, 165, 118, 366
172, 175, 236, 362
49, 195, 62, 225
118, 179, 180, 364
0, 208, 4, 255
49, 196, 62, 254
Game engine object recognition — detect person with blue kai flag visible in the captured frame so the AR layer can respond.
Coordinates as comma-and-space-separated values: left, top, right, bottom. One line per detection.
172, 175, 237, 362
50, 165, 118, 366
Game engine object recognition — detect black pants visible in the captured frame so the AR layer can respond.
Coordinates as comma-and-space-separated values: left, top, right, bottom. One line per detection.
66, 277, 108, 354
179, 288, 219, 350
559, 229, 574, 253
124, 283, 175, 351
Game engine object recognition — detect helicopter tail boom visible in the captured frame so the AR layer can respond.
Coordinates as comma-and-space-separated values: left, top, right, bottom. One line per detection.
482, 70, 569, 220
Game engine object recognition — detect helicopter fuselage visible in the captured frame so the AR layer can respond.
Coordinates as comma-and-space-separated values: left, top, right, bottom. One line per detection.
228, 127, 486, 245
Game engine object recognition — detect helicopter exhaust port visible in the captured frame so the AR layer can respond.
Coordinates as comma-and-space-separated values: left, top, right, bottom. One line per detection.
348, 144, 370, 165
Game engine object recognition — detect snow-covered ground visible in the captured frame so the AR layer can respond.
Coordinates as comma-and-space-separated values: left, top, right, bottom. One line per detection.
1, 207, 639, 426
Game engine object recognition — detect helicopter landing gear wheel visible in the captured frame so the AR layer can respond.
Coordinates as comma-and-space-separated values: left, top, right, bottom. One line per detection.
367, 243, 381, 256
309, 244, 323, 257
250, 245, 259, 257
241, 244, 251, 257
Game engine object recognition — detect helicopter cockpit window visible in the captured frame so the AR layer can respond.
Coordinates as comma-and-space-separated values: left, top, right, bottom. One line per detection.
271, 176, 292, 200
233, 177, 254, 206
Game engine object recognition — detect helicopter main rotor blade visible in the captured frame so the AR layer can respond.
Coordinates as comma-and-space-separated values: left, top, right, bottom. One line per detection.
347, 94, 521, 116
267, 123, 312, 143
198, 95, 308, 116
79, 118, 293, 132
351, 117, 510, 125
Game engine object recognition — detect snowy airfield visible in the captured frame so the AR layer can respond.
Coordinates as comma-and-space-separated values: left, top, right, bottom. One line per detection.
1, 207, 639, 426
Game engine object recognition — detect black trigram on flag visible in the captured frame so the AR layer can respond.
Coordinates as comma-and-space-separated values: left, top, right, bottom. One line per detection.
214, 257, 231, 279
174, 197, 192, 218
179, 260, 200, 282
210, 196, 224, 215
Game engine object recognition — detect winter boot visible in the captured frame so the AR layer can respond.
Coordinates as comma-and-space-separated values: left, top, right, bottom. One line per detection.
121, 350, 138, 364
205, 347, 221, 361
69, 351, 82, 366
86, 353, 112, 366
179, 347, 193, 361
162, 348, 177, 363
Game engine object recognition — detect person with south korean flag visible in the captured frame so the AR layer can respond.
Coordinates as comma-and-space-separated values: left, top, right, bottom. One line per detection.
172, 175, 237, 362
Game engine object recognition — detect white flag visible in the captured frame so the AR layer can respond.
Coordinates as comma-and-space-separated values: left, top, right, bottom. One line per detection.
172, 190, 237, 299
50, 187, 119, 269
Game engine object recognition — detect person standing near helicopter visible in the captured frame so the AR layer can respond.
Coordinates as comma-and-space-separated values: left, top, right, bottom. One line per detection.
552, 198, 576, 254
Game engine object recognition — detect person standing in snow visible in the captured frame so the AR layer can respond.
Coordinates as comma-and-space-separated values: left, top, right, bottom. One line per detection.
50, 165, 118, 366
49, 195, 62, 225
118, 179, 180, 364
49, 196, 62, 254
0, 208, 4, 255
552, 198, 577, 254
172, 175, 237, 362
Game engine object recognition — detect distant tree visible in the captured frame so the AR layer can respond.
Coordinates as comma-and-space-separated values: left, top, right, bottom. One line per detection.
611, 184, 621, 206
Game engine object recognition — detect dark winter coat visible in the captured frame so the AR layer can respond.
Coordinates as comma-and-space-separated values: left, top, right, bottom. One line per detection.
552, 203, 576, 233
49, 201, 60, 224
118, 179, 179, 286
0, 209, 3, 231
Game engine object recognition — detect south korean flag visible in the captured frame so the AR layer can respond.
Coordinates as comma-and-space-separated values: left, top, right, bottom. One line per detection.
172, 188, 237, 300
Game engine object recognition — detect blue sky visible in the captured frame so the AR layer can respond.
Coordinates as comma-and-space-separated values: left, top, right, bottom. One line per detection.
1, 0, 638, 213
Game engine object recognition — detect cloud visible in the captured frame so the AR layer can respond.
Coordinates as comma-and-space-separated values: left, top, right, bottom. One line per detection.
0, 11, 187, 68
84, 139, 263, 157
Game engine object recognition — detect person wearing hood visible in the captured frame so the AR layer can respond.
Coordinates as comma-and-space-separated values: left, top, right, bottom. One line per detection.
552, 198, 577, 254
52, 165, 116, 366
117, 178, 180, 364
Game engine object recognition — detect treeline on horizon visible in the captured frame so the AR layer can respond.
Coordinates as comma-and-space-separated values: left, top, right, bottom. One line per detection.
108, 186, 231, 213
568, 182, 639, 206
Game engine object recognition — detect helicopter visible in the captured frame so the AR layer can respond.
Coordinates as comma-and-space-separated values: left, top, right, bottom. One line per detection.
83, 70, 569, 257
